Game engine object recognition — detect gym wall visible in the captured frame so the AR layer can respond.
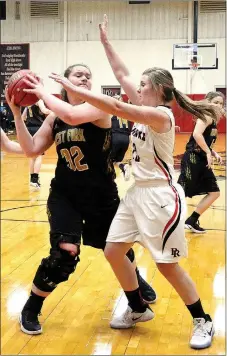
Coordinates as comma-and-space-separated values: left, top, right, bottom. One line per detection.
1, 1, 226, 132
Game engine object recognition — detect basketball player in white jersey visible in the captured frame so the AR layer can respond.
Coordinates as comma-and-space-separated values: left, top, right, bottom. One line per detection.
22, 16, 220, 350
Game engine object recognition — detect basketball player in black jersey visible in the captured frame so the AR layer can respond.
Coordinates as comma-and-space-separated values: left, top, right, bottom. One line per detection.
111, 94, 131, 181
22, 100, 50, 188
178, 91, 225, 233
6, 64, 156, 335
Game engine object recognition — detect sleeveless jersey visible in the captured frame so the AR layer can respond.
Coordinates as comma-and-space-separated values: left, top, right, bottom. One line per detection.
186, 120, 218, 157
51, 118, 116, 193
131, 106, 176, 184
25, 104, 46, 128
111, 115, 130, 135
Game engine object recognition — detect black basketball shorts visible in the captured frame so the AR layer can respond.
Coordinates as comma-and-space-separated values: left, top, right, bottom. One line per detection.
178, 151, 220, 198
47, 185, 120, 250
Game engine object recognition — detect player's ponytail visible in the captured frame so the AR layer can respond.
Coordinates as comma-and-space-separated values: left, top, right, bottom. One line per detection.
173, 88, 220, 123
143, 67, 221, 123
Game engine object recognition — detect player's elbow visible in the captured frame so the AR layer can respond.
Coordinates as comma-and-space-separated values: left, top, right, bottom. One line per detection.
24, 150, 37, 158
23, 146, 41, 157
62, 110, 80, 126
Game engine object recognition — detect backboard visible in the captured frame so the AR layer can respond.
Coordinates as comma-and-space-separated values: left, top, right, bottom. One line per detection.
172, 43, 218, 70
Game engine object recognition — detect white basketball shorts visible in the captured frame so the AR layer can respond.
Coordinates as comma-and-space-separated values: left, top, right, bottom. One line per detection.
107, 182, 188, 263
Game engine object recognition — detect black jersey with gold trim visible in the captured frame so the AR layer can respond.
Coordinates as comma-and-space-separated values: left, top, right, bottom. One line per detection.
186, 120, 218, 157
111, 115, 130, 135
51, 118, 116, 192
25, 104, 46, 128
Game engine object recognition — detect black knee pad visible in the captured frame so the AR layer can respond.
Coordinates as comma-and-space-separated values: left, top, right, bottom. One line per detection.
50, 232, 81, 250
33, 234, 80, 292
126, 248, 135, 263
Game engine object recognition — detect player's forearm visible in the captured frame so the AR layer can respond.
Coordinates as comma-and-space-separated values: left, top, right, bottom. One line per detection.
14, 115, 36, 155
193, 133, 211, 154
1, 129, 23, 153
3, 140, 23, 154
69, 86, 118, 118
39, 92, 76, 125
102, 40, 130, 81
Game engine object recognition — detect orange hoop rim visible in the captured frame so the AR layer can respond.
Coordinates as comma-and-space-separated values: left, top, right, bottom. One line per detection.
189, 63, 200, 70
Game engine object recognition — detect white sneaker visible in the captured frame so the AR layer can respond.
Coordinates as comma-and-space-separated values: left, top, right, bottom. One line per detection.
110, 306, 154, 329
190, 317, 214, 349
123, 164, 131, 181
30, 181, 41, 190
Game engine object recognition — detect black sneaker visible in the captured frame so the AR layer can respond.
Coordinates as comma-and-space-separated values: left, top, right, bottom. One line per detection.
136, 269, 157, 304
19, 309, 42, 335
185, 218, 206, 234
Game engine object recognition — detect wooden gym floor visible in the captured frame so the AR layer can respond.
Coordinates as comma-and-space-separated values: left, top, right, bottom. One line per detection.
1, 133, 225, 355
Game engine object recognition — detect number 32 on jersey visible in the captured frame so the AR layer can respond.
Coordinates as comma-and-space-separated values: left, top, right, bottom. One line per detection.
60, 146, 89, 171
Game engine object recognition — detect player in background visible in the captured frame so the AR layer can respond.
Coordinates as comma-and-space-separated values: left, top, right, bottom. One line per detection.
178, 91, 225, 233
22, 99, 51, 188
111, 94, 131, 181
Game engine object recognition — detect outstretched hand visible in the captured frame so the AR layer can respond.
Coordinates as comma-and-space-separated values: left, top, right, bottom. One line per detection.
49, 73, 76, 93
213, 151, 223, 165
99, 14, 109, 44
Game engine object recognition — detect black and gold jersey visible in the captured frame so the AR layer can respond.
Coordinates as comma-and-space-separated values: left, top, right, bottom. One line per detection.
25, 104, 46, 128
111, 115, 130, 135
186, 120, 218, 157
51, 118, 116, 193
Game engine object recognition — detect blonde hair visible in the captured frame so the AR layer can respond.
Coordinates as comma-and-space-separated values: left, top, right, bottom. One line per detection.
142, 67, 221, 123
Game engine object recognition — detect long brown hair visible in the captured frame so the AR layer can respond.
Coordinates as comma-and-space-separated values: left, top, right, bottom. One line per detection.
61, 64, 92, 102
142, 67, 221, 123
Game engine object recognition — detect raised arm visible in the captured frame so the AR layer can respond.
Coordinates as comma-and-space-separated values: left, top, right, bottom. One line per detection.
99, 15, 141, 106
5, 89, 55, 157
1, 128, 23, 154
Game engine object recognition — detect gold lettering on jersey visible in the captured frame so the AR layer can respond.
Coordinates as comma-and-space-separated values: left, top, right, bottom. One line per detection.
210, 129, 217, 137
60, 146, 89, 172
117, 117, 129, 129
67, 128, 85, 142
55, 131, 66, 146
55, 128, 85, 146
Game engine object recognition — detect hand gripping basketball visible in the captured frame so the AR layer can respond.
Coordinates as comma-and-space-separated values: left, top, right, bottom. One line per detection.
7, 69, 40, 107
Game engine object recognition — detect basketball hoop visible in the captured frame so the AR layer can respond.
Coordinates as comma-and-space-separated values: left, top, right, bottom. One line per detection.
189, 62, 200, 71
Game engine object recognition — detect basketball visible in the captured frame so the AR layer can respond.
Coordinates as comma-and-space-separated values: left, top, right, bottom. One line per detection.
7, 69, 39, 107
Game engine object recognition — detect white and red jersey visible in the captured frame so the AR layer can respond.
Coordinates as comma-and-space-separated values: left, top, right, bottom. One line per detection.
131, 105, 176, 184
